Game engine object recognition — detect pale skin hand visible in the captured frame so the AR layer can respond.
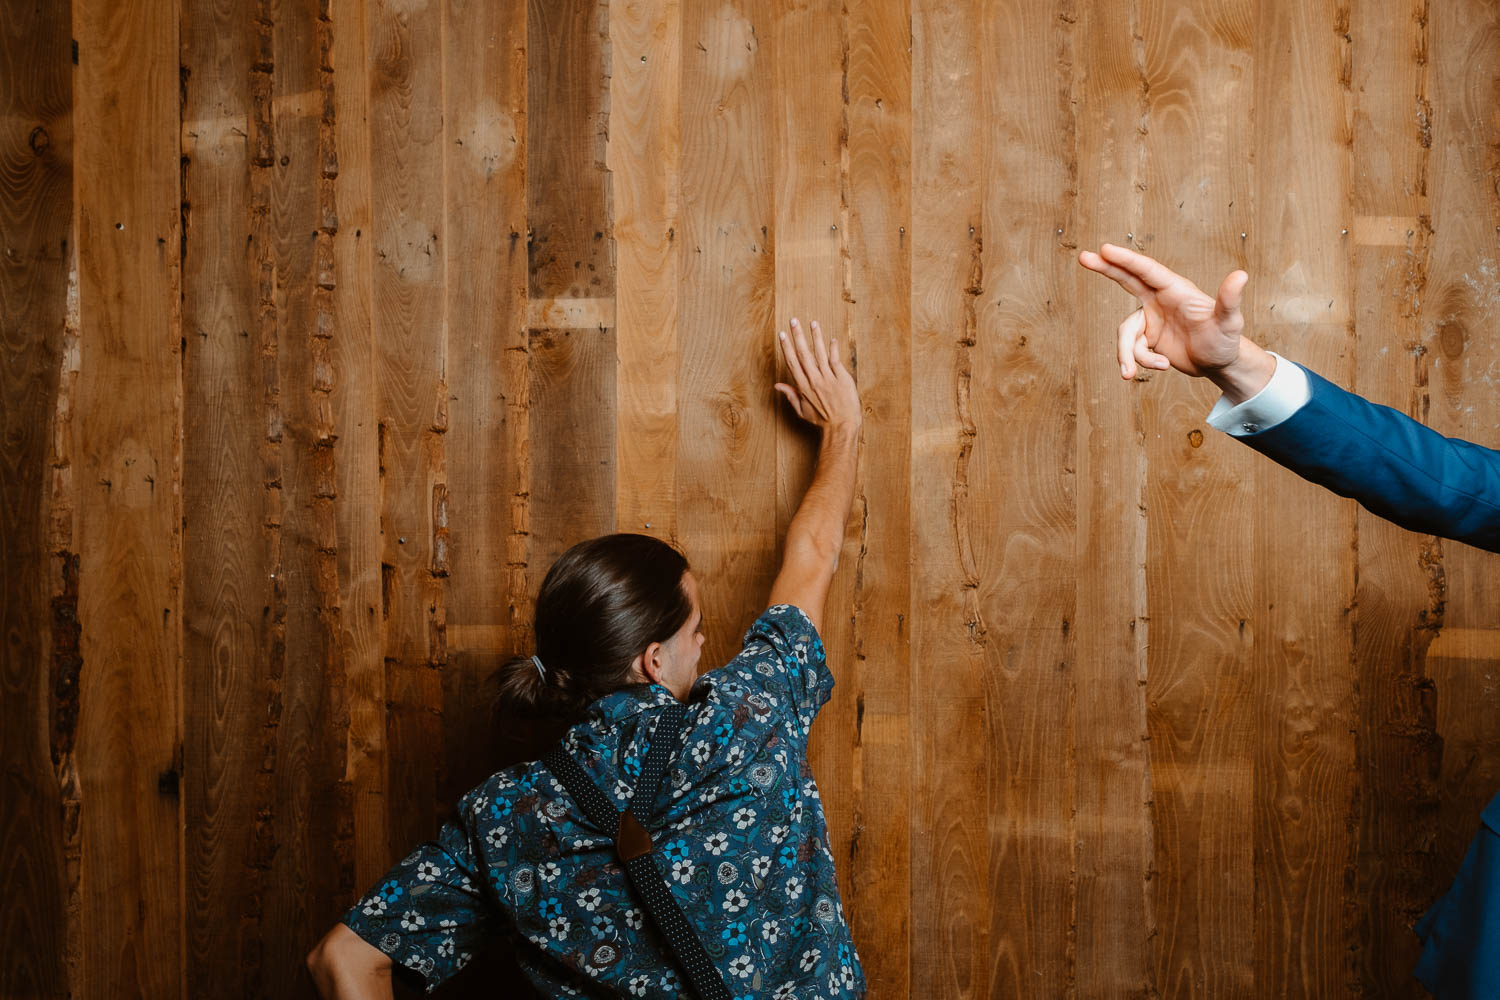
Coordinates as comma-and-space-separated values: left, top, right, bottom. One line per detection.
773, 317, 861, 433
768, 318, 861, 632
1077, 242, 1277, 404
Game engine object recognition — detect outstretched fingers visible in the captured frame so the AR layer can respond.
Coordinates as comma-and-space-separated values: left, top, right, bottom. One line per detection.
1097, 242, 1182, 291
810, 320, 830, 376
1079, 249, 1153, 301
780, 320, 813, 396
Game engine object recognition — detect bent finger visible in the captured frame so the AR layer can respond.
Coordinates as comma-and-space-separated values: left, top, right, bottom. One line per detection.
811, 320, 831, 377
1133, 335, 1170, 372
790, 318, 823, 393
779, 328, 814, 399
1116, 308, 1146, 378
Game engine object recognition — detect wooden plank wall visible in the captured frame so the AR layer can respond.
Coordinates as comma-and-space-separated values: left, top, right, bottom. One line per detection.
5, 1, 1500, 997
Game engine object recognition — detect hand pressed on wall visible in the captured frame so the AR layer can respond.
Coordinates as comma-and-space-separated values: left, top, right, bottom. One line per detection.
774, 317, 861, 435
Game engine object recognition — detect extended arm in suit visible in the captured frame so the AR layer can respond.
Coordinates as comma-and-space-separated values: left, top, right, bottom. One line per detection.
1079, 241, 1500, 552
1080, 242, 1500, 998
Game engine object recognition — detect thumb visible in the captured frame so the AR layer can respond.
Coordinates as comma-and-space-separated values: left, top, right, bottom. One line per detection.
774, 383, 804, 418
1215, 270, 1249, 321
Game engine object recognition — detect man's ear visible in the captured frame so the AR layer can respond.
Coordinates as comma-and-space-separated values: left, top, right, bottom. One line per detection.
638, 641, 665, 685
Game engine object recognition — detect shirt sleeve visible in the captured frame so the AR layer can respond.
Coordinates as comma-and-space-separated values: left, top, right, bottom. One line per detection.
1205, 352, 1310, 436
699, 604, 834, 739
342, 798, 500, 993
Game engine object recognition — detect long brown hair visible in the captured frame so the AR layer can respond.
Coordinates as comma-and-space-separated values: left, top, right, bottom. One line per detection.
495, 533, 693, 721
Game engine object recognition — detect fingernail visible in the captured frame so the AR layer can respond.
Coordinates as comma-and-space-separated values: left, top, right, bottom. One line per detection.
1121, 364, 1130, 377
791, 317, 799, 326
779, 331, 787, 340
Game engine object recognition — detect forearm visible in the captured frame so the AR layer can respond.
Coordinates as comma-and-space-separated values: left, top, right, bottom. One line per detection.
789, 427, 859, 558
770, 427, 859, 632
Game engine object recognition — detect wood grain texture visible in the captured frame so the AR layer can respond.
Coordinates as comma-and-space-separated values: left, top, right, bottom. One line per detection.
369, 0, 450, 857
1137, 2, 1259, 996
1423, 0, 1500, 959
71, 0, 184, 994
440, 0, 531, 803
910, 2, 992, 994
1071, 2, 1155, 995
842, 0, 912, 994
327, 0, 390, 897
676, 0, 778, 670
610, 0, 680, 540
261, 0, 351, 987
179, 0, 270, 992
772, 0, 857, 925
525, 0, 615, 591
12, 2, 1500, 996
526, 0, 614, 303
975, 2, 1080, 993
1348, 1, 1441, 994
1249, 0, 1357, 993
0, 1, 72, 995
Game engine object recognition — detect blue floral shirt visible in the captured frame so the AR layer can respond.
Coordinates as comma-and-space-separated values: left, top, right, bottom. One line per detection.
344, 604, 865, 998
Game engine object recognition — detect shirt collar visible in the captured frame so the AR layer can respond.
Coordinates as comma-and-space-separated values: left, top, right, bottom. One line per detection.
586, 682, 680, 725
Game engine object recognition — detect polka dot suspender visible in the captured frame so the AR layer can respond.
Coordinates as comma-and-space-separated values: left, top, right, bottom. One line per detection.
543, 704, 733, 1000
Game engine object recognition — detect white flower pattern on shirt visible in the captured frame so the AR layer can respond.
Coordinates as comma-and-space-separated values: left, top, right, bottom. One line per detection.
343, 606, 860, 997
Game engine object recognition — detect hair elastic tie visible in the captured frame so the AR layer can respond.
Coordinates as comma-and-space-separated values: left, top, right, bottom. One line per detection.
531, 655, 547, 682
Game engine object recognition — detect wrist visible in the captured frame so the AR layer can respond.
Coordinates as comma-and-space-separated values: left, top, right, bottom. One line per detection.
819, 424, 860, 458
1206, 338, 1275, 405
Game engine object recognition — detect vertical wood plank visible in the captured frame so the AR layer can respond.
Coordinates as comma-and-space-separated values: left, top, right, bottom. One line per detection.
843, 0, 912, 993
1250, 0, 1357, 993
260, 0, 352, 988
71, 0, 184, 994
974, 1, 1080, 994
179, 0, 270, 992
773, 0, 857, 915
611, 0, 680, 541
526, 0, 615, 584
1423, 0, 1500, 951
441, 0, 530, 801
677, 0, 777, 668
1347, 0, 1440, 994
328, 0, 389, 895
0, 1, 72, 995
1137, 2, 1259, 996
1071, 1, 1155, 994
370, 0, 450, 855
910, 2, 991, 995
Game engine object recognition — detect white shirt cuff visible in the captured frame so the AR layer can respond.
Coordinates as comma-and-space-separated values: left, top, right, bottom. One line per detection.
1205, 352, 1310, 436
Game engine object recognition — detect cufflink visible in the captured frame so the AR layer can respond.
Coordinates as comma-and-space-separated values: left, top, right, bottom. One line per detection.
1240, 422, 1259, 433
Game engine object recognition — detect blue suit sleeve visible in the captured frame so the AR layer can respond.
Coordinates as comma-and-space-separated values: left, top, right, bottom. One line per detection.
1238, 365, 1500, 553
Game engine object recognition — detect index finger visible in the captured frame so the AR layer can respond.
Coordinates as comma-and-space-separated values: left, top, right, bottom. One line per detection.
1097, 243, 1182, 291
1079, 249, 1152, 300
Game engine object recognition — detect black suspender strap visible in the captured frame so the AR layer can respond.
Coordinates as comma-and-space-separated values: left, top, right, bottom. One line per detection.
542, 704, 732, 1000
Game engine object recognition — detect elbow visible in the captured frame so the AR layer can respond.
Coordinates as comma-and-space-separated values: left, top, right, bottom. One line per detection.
307, 923, 391, 996
306, 930, 338, 991
306, 938, 329, 993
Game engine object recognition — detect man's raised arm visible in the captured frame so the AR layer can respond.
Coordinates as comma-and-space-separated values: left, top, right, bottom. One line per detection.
767, 317, 862, 632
